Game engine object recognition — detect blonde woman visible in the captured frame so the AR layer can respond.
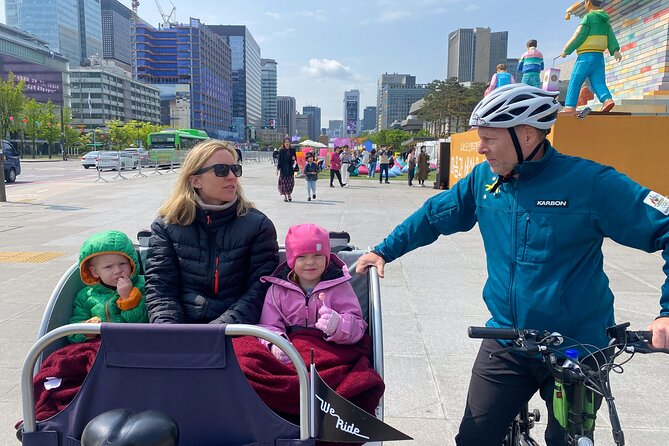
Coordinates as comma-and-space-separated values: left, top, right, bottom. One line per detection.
145, 139, 279, 324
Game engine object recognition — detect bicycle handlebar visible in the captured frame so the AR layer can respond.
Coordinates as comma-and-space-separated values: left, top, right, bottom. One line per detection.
468, 326, 520, 340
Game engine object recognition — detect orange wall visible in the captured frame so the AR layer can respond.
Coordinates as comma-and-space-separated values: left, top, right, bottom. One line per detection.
449, 130, 485, 187
448, 115, 669, 196
549, 115, 669, 196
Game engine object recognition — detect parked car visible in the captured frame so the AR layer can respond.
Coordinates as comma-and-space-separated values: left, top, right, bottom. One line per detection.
96, 151, 138, 171
2, 140, 21, 183
81, 151, 100, 169
122, 147, 153, 167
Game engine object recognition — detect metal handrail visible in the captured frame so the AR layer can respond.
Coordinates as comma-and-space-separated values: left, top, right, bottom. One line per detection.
21, 323, 311, 440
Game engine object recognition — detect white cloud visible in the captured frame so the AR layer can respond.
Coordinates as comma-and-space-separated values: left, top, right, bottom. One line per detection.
360, 10, 414, 25
265, 12, 281, 20
465, 4, 480, 11
300, 59, 357, 81
297, 10, 327, 22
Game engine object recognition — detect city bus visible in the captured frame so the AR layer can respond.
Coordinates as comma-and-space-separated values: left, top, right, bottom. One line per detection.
146, 129, 209, 165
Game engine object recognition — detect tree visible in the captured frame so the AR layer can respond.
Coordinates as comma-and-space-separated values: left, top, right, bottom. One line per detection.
23, 99, 43, 158
62, 108, 80, 152
106, 119, 132, 150
40, 101, 61, 159
0, 72, 26, 139
416, 77, 485, 136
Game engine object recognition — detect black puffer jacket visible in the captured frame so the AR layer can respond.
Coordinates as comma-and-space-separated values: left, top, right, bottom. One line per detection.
145, 205, 279, 324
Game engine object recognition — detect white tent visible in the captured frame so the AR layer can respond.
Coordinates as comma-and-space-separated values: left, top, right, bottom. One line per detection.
298, 139, 327, 148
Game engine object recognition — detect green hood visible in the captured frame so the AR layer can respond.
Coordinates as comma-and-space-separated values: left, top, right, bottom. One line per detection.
79, 230, 140, 285
588, 9, 610, 24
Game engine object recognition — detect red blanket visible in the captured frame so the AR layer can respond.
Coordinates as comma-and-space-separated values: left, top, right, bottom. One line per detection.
33, 339, 101, 421
232, 329, 385, 416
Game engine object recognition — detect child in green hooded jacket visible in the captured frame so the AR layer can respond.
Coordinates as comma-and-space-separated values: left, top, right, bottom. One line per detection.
68, 230, 147, 343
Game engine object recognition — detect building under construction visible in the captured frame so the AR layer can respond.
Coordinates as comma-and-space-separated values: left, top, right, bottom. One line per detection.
133, 16, 234, 138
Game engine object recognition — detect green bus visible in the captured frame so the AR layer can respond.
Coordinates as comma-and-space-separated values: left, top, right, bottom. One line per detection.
146, 129, 209, 165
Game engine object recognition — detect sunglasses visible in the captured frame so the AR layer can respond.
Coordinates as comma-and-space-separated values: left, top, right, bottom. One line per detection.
195, 163, 243, 177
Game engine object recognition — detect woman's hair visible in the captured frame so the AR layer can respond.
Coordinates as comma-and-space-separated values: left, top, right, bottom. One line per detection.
158, 139, 254, 225
496, 63, 507, 71
282, 138, 291, 147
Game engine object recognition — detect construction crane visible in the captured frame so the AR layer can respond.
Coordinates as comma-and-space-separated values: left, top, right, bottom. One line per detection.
154, 0, 177, 27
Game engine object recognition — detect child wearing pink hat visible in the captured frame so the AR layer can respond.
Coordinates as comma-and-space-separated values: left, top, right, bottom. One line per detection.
258, 223, 367, 363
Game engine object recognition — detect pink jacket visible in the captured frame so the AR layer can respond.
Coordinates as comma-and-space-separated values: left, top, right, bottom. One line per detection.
258, 254, 367, 344
330, 152, 341, 170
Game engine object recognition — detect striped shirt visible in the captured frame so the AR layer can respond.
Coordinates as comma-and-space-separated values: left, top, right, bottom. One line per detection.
518, 48, 544, 74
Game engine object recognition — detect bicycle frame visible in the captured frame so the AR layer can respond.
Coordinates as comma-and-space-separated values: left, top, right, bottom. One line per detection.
468, 323, 668, 446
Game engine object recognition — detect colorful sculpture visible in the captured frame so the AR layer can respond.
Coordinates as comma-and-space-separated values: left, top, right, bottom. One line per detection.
484, 64, 516, 96
518, 39, 544, 88
561, 0, 622, 113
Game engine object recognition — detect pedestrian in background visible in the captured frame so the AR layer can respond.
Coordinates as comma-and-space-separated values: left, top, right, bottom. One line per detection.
304, 152, 319, 201
368, 149, 377, 179
340, 145, 354, 186
378, 147, 390, 184
277, 137, 296, 202
407, 147, 416, 187
416, 146, 430, 187
329, 147, 345, 188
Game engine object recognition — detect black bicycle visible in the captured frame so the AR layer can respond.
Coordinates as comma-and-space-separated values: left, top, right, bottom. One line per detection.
468, 322, 669, 446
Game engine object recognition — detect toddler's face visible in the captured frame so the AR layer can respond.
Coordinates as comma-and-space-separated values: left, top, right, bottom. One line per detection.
293, 253, 326, 283
89, 253, 132, 287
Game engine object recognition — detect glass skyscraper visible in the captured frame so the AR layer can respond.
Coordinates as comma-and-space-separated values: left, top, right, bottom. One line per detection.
6, 0, 102, 66
209, 25, 262, 141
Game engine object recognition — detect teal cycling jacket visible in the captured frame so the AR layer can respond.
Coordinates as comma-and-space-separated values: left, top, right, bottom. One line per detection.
375, 142, 669, 349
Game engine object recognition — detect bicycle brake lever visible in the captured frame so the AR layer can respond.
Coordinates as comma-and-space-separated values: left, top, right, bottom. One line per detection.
489, 346, 516, 358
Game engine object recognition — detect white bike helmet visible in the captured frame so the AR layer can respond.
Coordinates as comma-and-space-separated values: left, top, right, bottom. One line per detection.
469, 84, 559, 130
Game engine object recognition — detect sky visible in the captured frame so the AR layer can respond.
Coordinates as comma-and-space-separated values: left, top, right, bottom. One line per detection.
0, 0, 581, 125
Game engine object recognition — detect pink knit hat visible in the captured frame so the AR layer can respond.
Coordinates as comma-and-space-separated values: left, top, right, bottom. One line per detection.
285, 224, 331, 269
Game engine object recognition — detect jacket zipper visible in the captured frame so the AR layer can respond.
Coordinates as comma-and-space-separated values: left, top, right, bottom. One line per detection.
522, 214, 530, 260
509, 183, 519, 329
214, 257, 220, 294
206, 214, 219, 295
304, 290, 311, 327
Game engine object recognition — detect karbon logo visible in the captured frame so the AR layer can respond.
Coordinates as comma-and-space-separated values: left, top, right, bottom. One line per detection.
536, 200, 568, 208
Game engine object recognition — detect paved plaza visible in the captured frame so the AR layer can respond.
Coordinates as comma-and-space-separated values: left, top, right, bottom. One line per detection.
0, 159, 667, 445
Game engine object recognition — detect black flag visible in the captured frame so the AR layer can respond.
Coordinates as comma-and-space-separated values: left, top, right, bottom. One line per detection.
311, 364, 412, 442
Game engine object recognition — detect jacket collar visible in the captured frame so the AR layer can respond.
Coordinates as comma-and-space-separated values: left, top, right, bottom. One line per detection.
515, 140, 556, 182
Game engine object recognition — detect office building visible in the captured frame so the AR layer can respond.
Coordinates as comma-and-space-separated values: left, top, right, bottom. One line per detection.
362, 106, 377, 131
277, 96, 296, 136
448, 27, 508, 83
302, 106, 321, 141
376, 73, 415, 130
101, 0, 133, 72
327, 120, 343, 138
261, 58, 277, 129
209, 25, 261, 140
6, 0, 103, 66
342, 89, 359, 137
0, 22, 69, 107
70, 62, 161, 132
505, 58, 519, 80
295, 113, 309, 139
134, 18, 233, 138
379, 82, 427, 131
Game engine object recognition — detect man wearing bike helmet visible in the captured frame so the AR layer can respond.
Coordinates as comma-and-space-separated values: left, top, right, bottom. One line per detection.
357, 83, 669, 445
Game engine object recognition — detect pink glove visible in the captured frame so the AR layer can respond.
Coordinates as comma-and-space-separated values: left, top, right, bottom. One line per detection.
315, 304, 341, 336
270, 343, 291, 364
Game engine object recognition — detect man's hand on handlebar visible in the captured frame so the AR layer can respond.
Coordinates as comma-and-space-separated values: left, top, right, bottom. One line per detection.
356, 252, 386, 278
647, 317, 669, 349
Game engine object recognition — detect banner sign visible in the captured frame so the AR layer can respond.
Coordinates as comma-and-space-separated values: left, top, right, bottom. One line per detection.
312, 365, 412, 442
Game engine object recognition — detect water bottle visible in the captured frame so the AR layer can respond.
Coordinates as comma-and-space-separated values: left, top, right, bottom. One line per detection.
562, 348, 579, 370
